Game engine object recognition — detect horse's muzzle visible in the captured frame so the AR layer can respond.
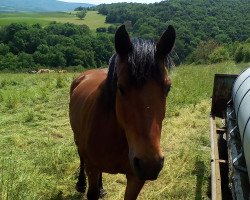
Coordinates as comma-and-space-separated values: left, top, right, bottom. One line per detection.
133, 156, 164, 181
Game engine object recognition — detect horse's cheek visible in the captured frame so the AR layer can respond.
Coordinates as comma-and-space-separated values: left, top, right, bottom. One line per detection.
115, 97, 128, 126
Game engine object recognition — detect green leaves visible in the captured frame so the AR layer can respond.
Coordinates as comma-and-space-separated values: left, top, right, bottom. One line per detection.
97, 0, 249, 63
76, 10, 87, 20
0, 22, 114, 71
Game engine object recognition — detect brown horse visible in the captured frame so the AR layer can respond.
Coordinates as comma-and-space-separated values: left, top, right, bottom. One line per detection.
69, 25, 176, 200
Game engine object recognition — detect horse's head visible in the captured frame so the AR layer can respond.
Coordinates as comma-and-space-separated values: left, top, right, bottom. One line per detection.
111, 25, 175, 180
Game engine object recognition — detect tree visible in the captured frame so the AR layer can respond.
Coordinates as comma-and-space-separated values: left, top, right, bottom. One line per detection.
96, 0, 250, 63
0, 44, 10, 56
234, 45, 244, 63
0, 22, 114, 70
77, 10, 87, 20
2, 23, 28, 43
17, 52, 35, 68
107, 25, 116, 34
0, 53, 18, 70
123, 21, 133, 32
64, 46, 85, 66
11, 28, 47, 54
45, 22, 90, 37
189, 40, 219, 64
48, 51, 66, 68
209, 47, 230, 63
74, 6, 85, 11
234, 42, 250, 63
91, 34, 114, 67
46, 34, 74, 46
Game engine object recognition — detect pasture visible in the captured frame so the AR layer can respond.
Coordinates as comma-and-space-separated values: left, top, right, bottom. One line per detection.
0, 62, 248, 200
0, 11, 111, 30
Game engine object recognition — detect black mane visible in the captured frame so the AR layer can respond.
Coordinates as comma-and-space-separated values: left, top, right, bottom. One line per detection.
128, 39, 160, 83
105, 39, 167, 109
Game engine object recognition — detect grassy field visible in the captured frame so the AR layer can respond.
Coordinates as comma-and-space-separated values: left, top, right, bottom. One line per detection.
0, 62, 249, 200
0, 11, 111, 30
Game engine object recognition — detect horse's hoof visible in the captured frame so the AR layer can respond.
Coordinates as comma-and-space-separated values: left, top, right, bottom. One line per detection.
76, 182, 86, 193
99, 188, 107, 198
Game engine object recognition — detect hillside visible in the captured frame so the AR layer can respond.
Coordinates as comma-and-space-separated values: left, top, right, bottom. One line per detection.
97, 0, 250, 62
0, 0, 94, 12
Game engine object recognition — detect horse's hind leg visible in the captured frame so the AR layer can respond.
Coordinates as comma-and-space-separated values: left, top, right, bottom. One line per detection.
76, 155, 87, 193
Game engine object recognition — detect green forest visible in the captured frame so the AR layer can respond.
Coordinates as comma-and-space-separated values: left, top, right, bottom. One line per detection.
0, 22, 114, 71
96, 0, 250, 64
0, 0, 249, 71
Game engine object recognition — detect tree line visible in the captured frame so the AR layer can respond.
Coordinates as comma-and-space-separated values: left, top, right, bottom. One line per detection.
0, 22, 114, 71
96, 0, 250, 64
1, 0, 249, 71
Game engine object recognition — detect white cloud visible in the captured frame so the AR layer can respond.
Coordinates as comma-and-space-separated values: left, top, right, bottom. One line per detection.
58, 0, 162, 5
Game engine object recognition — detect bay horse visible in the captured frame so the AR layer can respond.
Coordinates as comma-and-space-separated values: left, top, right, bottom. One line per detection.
69, 25, 176, 200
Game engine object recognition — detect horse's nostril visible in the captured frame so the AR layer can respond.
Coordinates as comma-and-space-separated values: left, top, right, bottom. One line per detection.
133, 156, 164, 180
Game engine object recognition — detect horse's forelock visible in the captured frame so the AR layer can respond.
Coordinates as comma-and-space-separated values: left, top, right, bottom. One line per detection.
108, 40, 166, 84
128, 39, 158, 83
106, 39, 168, 107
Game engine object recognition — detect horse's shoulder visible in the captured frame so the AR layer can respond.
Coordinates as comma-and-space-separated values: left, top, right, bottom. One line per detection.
70, 69, 108, 96
70, 73, 86, 96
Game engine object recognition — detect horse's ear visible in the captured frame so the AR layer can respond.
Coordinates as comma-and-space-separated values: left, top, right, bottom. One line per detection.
156, 25, 176, 59
115, 25, 132, 56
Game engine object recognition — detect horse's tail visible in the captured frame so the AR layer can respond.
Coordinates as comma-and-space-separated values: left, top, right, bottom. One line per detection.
70, 74, 86, 97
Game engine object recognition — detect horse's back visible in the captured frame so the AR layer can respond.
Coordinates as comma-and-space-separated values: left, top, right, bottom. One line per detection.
70, 68, 107, 97
69, 68, 108, 144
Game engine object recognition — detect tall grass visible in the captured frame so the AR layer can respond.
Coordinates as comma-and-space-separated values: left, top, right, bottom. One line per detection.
0, 62, 249, 199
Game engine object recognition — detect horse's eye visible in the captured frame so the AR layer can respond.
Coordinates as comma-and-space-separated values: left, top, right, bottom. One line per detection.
118, 84, 125, 96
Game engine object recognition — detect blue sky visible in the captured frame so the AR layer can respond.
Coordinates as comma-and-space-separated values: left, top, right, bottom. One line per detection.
58, 0, 162, 5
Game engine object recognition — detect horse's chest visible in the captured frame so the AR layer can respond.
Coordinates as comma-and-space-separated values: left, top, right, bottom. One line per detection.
84, 129, 131, 174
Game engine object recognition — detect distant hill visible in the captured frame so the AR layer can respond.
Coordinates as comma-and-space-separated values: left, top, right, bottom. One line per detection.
97, 0, 250, 62
0, 0, 94, 12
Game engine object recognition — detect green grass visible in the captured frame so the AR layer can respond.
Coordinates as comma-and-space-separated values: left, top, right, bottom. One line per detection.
0, 11, 111, 30
0, 62, 249, 199
80, 11, 111, 30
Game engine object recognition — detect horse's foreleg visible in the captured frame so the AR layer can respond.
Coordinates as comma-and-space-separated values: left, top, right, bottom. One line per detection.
76, 155, 87, 193
99, 173, 107, 198
86, 167, 101, 200
124, 174, 145, 200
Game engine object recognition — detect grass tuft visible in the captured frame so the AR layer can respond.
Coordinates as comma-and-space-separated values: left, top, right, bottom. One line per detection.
56, 75, 66, 88
23, 109, 35, 123
4, 94, 18, 110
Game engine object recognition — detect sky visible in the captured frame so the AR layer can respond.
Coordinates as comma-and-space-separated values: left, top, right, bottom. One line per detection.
58, 0, 162, 5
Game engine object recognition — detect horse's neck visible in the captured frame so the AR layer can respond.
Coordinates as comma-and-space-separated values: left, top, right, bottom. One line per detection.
100, 78, 117, 112
98, 80, 125, 135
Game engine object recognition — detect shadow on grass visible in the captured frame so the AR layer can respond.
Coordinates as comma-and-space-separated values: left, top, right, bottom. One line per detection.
49, 191, 83, 200
193, 159, 206, 200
